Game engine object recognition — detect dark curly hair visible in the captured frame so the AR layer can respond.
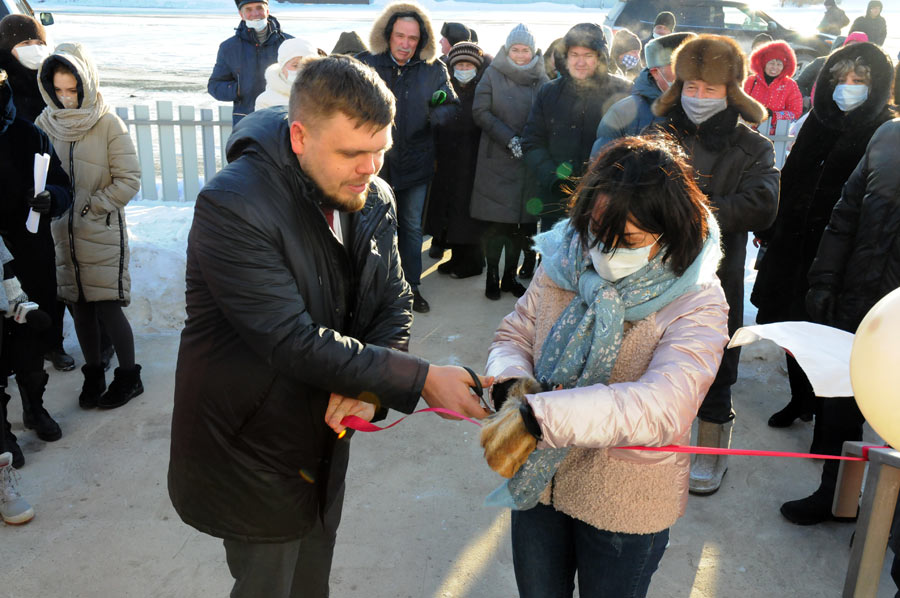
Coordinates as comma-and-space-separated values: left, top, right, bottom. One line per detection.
569, 136, 711, 275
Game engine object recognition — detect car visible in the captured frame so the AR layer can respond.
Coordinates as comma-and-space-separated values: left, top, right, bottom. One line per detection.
604, 0, 834, 69
0, 0, 53, 26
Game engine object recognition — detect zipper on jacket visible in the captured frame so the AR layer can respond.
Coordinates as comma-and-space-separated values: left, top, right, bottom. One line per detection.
67, 140, 87, 301
116, 210, 125, 300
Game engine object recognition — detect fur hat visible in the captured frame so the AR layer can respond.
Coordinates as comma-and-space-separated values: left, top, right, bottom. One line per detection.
331, 31, 367, 55
235, 0, 267, 8
652, 34, 767, 124
644, 32, 695, 69
448, 41, 483, 70
564, 23, 608, 62
369, 1, 438, 64
749, 40, 797, 79
506, 23, 535, 53
654, 11, 676, 30
611, 28, 641, 60
0, 15, 46, 51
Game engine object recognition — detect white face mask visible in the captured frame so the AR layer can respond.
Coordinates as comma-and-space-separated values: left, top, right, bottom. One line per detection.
454, 68, 476, 84
57, 94, 79, 109
245, 18, 268, 33
681, 94, 728, 125
285, 70, 299, 84
833, 83, 868, 112
589, 236, 662, 282
652, 31, 664, 39
14, 44, 50, 70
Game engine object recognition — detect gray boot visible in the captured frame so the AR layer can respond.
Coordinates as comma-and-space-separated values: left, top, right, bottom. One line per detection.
689, 420, 733, 495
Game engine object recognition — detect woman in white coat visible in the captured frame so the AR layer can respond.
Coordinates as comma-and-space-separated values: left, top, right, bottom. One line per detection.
254, 37, 318, 110
36, 43, 142, 410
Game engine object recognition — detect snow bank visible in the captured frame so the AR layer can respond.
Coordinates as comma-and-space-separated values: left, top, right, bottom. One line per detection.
123, 201, 192, 334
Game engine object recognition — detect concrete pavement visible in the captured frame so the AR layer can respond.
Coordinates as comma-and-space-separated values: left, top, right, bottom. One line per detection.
0, 252, 894, 598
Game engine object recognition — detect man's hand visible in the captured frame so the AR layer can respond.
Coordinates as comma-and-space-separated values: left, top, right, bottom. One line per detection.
421, 365, 492, 420
324, 393, 376, 435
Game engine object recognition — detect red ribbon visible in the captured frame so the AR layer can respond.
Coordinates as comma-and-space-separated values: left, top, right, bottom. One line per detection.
341, 411, 886, 462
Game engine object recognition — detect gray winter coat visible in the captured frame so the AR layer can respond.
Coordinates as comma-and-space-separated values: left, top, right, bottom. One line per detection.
470, 46, 548, 224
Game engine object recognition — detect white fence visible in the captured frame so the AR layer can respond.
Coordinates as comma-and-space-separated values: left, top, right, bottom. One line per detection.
116, 104, 797, 203
115, 101, 233, 202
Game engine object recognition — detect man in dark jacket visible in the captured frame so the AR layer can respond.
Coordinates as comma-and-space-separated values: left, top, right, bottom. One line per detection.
358, 2, 459, 314
648, 35, 779, 496
208, 0, 291, 125
591, 32, 695, 158
0, 71, 72, 468
169, 56, 489, 598
817, 0, 850, 36
850, 1, 887, 46
522, 23, 631, 232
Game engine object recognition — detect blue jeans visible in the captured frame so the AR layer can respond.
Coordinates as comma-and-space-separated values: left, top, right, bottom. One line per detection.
511, 503, 668, 598
395, 183, 429, 290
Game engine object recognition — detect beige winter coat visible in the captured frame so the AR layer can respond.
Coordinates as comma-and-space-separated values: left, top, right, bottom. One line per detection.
486, 267, 729, 534
37, 43, 140, 304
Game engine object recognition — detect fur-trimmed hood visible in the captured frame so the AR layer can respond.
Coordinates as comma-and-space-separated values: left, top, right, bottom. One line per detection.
749, 40, 797, 80
555, 23, 611, 80
652, 34, 766, 125
811, 41, 895, 131
368, 1, 438, 64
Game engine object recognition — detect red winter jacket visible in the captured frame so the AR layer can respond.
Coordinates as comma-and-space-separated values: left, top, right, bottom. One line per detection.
743, 41, 803, 135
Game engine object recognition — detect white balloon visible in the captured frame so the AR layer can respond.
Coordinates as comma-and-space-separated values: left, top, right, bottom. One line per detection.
849, 287, 900, 448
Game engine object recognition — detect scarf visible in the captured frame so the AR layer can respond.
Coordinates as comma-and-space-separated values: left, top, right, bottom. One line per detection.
35, 91, 109, 143
487, 214, 722, 509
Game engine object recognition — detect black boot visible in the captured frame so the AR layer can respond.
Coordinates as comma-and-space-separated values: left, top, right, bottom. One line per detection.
768, 400, 814, 428
519, 250, 537, 279
18, 372, 62, 442
485, 266, 501, 300
79, 365, 107, 409
780, 460, 857, 525
500, 271, 527, 298
98, 365, 144, 409
1, 391, 24, 469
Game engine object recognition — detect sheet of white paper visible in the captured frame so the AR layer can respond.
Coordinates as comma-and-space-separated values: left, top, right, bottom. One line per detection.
728, 321, 854, 397
27, 153, 51, 234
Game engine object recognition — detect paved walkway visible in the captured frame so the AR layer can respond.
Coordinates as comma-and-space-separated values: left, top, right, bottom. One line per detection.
0, 253, 894, 597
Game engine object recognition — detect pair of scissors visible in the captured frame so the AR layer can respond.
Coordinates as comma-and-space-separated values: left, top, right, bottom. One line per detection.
463, 366, 493, 413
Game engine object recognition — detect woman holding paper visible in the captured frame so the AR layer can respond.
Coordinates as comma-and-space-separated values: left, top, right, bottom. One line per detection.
478, 137, 729, 598
36, 43, 142, 410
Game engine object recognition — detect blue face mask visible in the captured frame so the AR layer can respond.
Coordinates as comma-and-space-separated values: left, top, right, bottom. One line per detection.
833, 84, 868, 112
454, 68, 476, 84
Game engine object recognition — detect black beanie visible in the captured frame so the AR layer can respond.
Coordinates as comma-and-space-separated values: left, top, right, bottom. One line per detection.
654, 11, 676, 30
0, 15, 47, 51
235, 0, 267, 9
441, 22, 473, 47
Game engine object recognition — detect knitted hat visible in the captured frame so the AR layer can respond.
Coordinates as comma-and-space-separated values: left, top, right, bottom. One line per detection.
654, 11, 676, 30
0, 15, 47, 51
506, 23, 535, 53
653, 34, 767, 124
441, 22, 473, 46
644, 32, 696, 69
448, 41, 483, 69
844, 31, 870, 45
611, 28, 641, 60
331, 31, 367, 55
235, 0, 267, 8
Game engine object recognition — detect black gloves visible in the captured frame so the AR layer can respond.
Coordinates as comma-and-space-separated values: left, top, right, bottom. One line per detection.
806, 284, 836, 325
27, 189, 52, 215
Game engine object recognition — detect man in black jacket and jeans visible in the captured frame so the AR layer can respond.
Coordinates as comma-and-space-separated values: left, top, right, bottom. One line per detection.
168, 56, 490, 598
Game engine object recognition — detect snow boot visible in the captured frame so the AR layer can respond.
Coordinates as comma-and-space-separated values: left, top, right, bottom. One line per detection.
689, 419, 732, 495
98, 365, 143, 409
0, 451, 33, 525
18, 372, 62, 442
485, 266, 501, 301
79, 365, 107, 409
780, 460, 858, 525
500, 270, 527, 298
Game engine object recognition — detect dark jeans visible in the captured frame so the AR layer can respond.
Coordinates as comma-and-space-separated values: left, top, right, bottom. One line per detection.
224, 485, 345, 598
395, 183, 429, 289
511, 503, 668, 598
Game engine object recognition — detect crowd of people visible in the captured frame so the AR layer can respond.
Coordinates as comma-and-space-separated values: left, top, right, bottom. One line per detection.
1, 0, 899, 596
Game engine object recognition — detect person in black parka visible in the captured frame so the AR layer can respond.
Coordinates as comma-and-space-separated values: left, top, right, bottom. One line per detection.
850, 1, 887, 47
0, 72, 72, 466
0, 15, 49, 124
752, 41, 894, 426
425, 42, 488, 280
207, 0, 292, 125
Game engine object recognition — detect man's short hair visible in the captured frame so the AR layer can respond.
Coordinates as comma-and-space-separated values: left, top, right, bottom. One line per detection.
288, 55, 395, 131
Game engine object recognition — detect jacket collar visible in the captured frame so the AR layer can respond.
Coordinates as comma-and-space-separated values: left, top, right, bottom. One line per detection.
667, 104, 741, 152
235, 15, 284, 45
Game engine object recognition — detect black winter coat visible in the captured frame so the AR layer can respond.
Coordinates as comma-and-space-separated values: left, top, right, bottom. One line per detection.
521, 71, 631, 220
850, 14, 887, 46
425, 67, 486, 246
649, 106, 780, 336
357, 51, 458, 192
807, 119, 900, 332
207, 17, 291, 125
0, 49, 45, 123
752, 43, 895, 325
0, 81, 71, 316
168, 108, 430, 543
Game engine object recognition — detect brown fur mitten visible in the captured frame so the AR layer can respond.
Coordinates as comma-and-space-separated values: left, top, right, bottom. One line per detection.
480, 377, 542, 478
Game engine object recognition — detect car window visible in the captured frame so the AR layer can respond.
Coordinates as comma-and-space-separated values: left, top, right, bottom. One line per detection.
678, 4, 722, 29
723, 6, 767, 31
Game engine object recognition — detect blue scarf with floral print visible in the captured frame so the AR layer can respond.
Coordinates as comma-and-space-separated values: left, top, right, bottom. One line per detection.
487, 215, 721, 509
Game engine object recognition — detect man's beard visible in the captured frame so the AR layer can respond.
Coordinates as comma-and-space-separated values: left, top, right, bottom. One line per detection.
318, 183, 368, 213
